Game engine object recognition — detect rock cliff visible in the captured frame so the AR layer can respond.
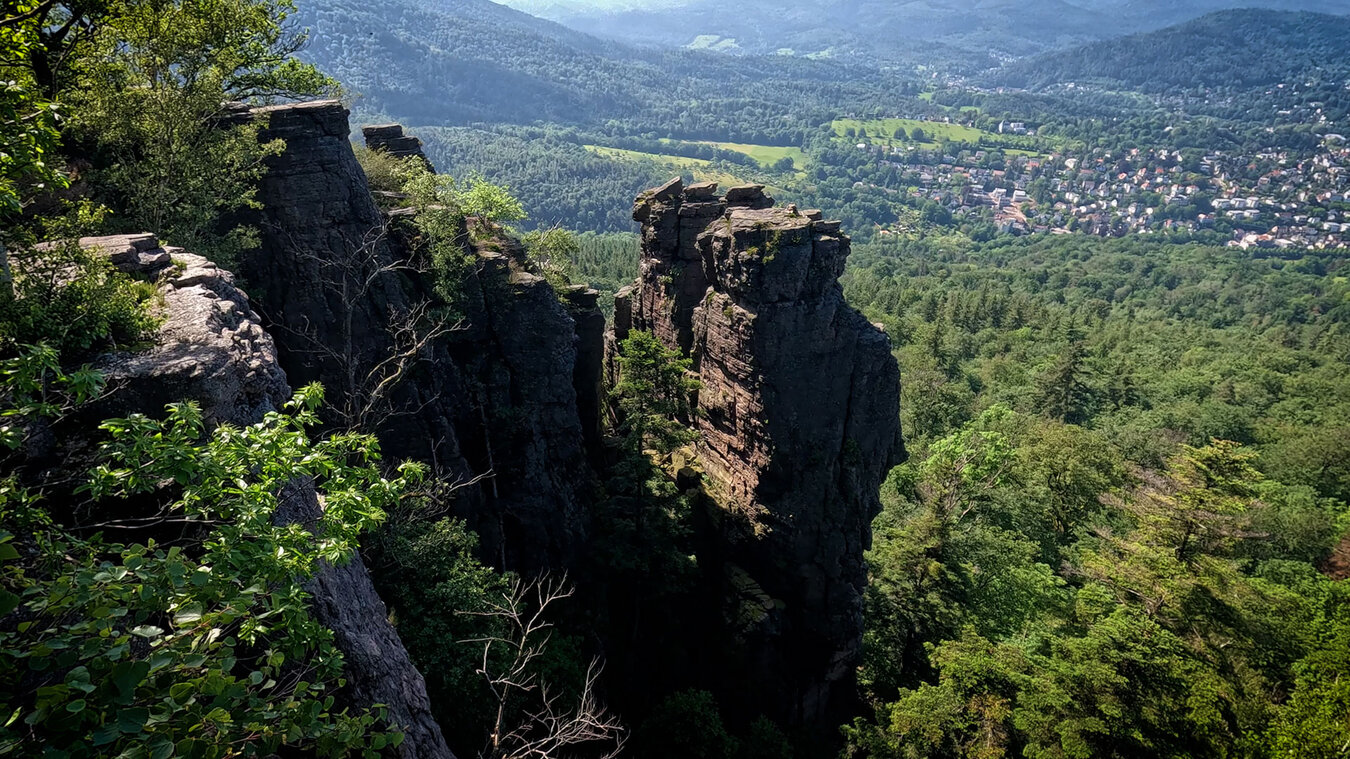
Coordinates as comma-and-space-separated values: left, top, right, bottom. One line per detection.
612, 179, 903, 726
72, 234, 455, 759
361, 123, 433, 168
239, 101, 603, 569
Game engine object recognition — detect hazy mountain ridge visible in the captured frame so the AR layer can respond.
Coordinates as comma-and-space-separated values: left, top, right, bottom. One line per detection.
993, 8, 1350, 91
498, 0, 1350, 60
296, 0, 914, 132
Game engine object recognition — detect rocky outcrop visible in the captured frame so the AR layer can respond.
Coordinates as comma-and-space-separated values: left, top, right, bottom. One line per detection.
613, 180, 903, 727
74, 233, 288, 427
71, 234, 455, 759
239, 100, 600, 569
362, 123, 432, 168
563, 284, 606, 458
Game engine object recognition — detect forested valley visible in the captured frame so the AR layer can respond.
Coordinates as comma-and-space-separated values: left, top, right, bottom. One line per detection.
2, 0, 1349, 757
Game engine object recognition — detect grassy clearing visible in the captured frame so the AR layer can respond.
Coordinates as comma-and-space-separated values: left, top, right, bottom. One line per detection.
687, 34, 738, 51
660, 139, 810, 170
830, 117, 1050, 157
700, 141, 810, 170
831, 117, 987, 144
584, 145, 755, 189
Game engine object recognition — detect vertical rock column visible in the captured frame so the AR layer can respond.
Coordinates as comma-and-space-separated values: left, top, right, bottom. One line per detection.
616, 181, 903, 727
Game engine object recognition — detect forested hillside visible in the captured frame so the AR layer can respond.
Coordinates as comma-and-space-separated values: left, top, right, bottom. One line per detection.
297, 0, 908, 135
837, 233, 1350, 757
4, 0, 1350, 756
996, 9, 1350, 91
498, 0, 1350, 61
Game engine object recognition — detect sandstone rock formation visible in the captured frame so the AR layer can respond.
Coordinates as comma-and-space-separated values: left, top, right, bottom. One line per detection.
72, 234, 455, 759
362, 123, 433, 168
612, 179, 903, 726
239, 101, 601, 569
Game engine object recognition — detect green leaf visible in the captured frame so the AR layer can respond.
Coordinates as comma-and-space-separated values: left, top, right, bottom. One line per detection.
93, 724, 120, 746
0, 543, 19, 561
172, 605, 202, 627
117, 706, 149, 734
111, 660, 151, 703
169, 682, 194, 703
0, 590, 19, 616
148, 736, 173, 759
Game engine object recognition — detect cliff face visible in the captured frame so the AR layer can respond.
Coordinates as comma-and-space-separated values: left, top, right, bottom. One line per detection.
239, 100, 603, 569
72, 234, 455, 759
613, 179, 903, 725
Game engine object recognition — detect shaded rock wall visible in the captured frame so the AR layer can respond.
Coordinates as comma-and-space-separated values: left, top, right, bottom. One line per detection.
613, 180, 904, 726
239, 101, 602, 569
74, 234, 455, 759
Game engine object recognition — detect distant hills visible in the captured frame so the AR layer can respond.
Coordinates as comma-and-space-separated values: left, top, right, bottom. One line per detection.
993, 8, 1350, 91
296, 0, 907, 132
496, 0, 1350, 61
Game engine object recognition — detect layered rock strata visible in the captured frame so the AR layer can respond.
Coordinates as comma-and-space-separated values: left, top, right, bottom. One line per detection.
612, 179, 903, 725
361, 123, 432, 168
74, 234, 455, 759
239, 101, 601, 569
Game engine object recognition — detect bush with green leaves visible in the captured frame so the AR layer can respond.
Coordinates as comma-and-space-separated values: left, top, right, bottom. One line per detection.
363, 515, 509, 752
521, 226, 579, 293
0, 235, 161, 359
352, 144, 415, 202
54, 0, 335, 265
0, 348, 417, 757
363, 152, 528, 314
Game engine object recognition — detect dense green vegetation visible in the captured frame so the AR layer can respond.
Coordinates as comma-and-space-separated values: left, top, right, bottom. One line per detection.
301, 0, 908, 142
996, 10, 1350, 93
5, 0, 1350, 754
0, 354, 411, 757
838, 233, 1350, 757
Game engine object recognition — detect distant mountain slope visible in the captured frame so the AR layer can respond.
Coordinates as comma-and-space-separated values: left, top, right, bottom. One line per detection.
993, 8, 1350, 90
497, 0, 1350, 61
297, 0, 661, 125
296, 0, 910, 137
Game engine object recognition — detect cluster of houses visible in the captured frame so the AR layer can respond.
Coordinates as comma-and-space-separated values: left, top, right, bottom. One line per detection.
853, 132, 1350, 248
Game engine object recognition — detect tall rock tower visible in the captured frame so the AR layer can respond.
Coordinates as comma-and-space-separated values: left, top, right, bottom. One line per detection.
612, 178, 903, 726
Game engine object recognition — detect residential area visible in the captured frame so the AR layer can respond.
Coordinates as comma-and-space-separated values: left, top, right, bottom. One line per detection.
853, 131, 1350, 247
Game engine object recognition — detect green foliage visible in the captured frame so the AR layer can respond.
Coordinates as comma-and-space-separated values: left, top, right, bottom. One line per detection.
351, 143, 413, 200
0, 345, 104, 453
390, 159, 471, 309
638, 689, 738, 759
0, 2, 65, 220
0, 349, 417, 756
63, 0, 334, 263
858, 414, 1347, 758
521, 226, 578, 293
0, 234, 161, 358
1266, 582, 1350, 758
457, 173, 525, 233
611, 330, 699, 456
363, 516, 508, 752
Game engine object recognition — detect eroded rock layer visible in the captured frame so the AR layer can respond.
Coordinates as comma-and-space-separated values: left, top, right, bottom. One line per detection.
240, 101, 601, 569
614, 179, 904, 726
